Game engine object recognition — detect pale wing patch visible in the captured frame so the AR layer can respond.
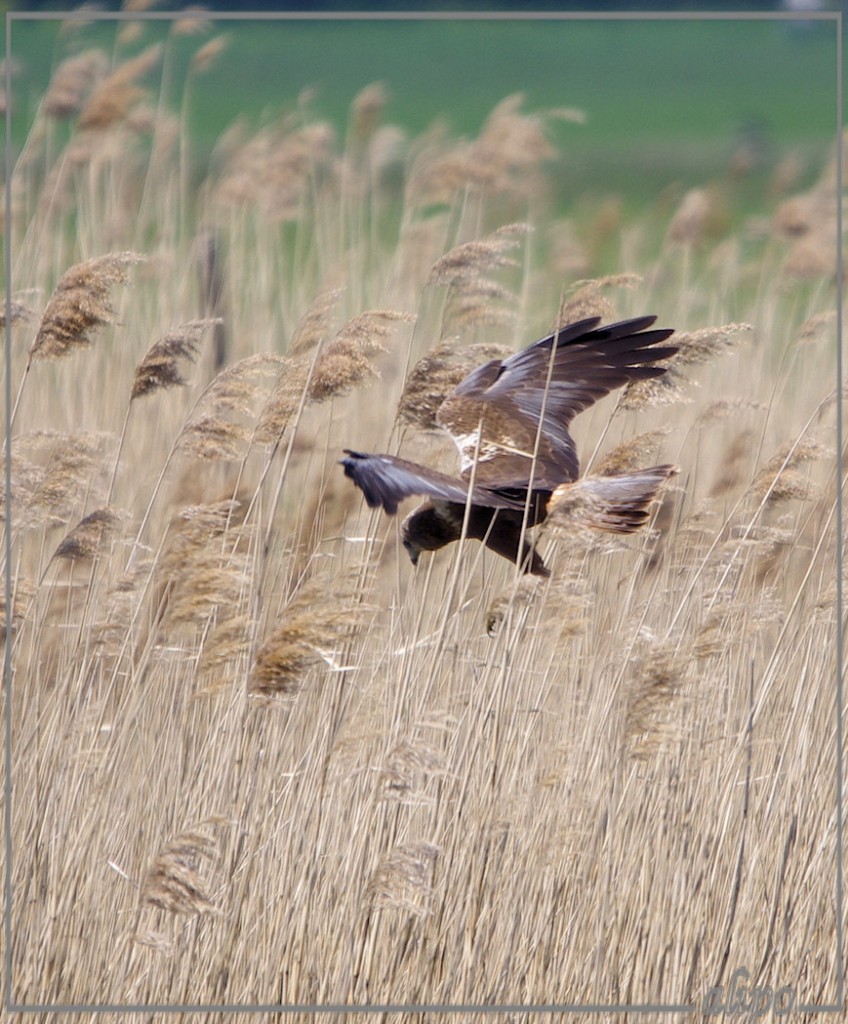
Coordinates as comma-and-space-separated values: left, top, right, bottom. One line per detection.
452, 429, 482, 472
453, 429, 536, 473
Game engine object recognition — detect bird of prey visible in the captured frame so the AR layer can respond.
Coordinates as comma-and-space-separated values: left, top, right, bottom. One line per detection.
341, 315, 678, 577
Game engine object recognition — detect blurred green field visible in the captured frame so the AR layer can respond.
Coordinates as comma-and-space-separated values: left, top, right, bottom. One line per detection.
8, 14, 838, 207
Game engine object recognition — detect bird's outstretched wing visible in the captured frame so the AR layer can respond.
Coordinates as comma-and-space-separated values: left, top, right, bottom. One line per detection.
436, 316, 677, 489
340, 450, 527, 516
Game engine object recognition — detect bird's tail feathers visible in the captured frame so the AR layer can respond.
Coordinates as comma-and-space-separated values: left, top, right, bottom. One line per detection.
549, 465, 678, 534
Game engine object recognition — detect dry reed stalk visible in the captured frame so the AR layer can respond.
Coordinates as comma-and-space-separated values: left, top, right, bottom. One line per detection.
76, 43, 162, 132
43, 48, 108, 119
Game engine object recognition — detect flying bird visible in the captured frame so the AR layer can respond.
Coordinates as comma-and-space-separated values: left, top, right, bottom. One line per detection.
341, 315, 678, 577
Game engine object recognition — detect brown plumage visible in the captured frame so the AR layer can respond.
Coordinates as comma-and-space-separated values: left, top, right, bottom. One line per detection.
341, 315, 679, 576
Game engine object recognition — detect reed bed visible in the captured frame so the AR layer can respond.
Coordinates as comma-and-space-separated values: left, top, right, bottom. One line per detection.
2, 22, 843, 1024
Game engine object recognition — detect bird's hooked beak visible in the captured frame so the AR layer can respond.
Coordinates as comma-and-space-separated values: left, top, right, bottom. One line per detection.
402, 537, 419, 567
400, 520, 420, 567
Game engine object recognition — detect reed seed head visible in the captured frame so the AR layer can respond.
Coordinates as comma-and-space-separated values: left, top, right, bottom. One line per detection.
43, 48, 108, 119
398, 339, 511, 431
30, 252, 144, 362
77, 43, 162, 131
365, 841, 441, 917
52, 507, 121, 562
249, 568, 369, 698
140, 823, 222, 917
132, 318, 220, 399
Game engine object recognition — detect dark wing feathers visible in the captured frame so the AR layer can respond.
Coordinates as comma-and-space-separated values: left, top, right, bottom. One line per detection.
340, 450, 526, 516
342, 315, 676, 514
437, 315, 676, 486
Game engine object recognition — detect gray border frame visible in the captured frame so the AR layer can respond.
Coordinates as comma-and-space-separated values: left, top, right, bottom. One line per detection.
4, 8, 843, 1015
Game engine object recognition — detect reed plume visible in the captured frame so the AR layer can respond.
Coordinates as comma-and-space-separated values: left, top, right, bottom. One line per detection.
308, 309, 415, 402
594, 429, 670, 477
752, 440, 830, 506
131, 319, 218, 399
77, 43, 161, 132
0, 297, 35, 328
9, 430, 111, 527
557, 273, 641, 325
29, 252, 144, 363
256, 307, 413, 446
176, 354, 284, 461
397, 339, 511, 431
51, 507, 121, 562
249, 567, 368, 698
43, 48, 108, 119
624, 640, 688, 760
365, 841, 441, 917
140, 820, 226, 917
429, 223, 530, 334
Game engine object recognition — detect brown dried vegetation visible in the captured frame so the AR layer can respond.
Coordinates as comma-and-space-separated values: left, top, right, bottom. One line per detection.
5, 39, 841, 1013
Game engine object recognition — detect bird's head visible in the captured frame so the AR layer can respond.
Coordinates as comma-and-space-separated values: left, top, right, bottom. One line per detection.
401, 502, 451, 568
400, 516, 421, 567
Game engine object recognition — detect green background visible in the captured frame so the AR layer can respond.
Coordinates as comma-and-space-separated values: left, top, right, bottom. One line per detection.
8, 15, 840, 208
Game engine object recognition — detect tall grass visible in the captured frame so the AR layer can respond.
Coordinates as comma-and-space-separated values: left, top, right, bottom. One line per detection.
3, 20, 843, 1020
